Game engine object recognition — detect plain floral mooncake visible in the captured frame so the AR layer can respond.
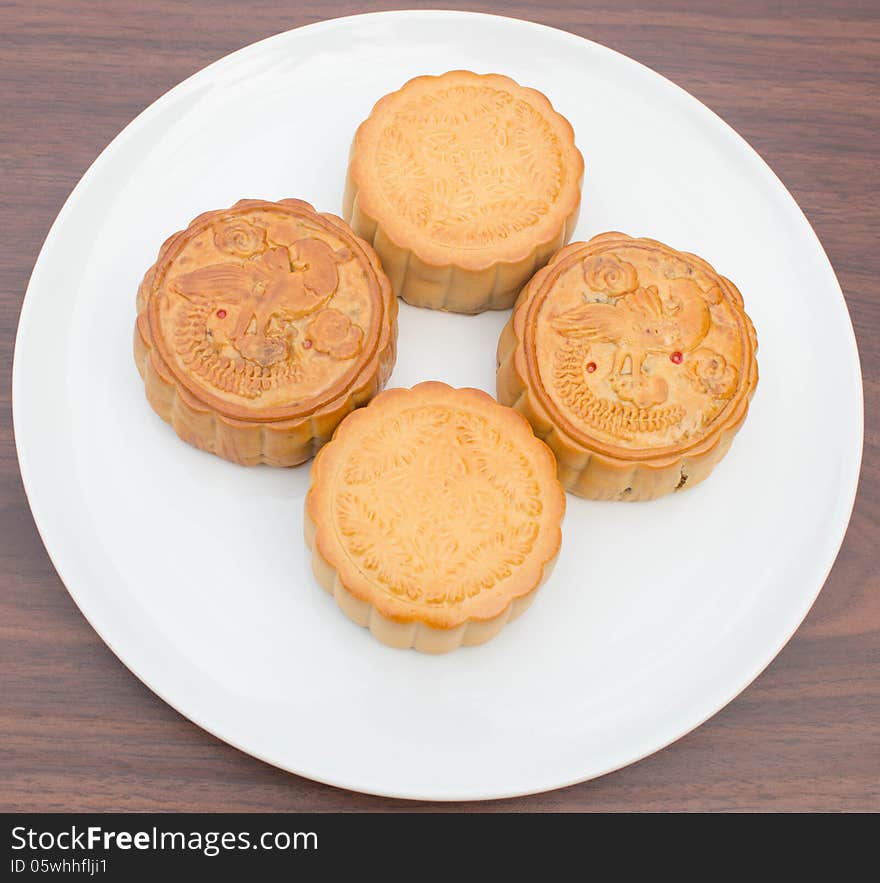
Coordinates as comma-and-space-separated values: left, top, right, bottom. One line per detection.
134, 198, 397, 466
497, 233, 758, 500
305, 382, 565, 653
344, 70, 584, 313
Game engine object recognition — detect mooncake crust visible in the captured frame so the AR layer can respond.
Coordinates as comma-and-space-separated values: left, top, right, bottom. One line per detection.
344, 71, 584, 313
497, 233, 758, 500
134, 198, 397, 466
305, 382, 565, 652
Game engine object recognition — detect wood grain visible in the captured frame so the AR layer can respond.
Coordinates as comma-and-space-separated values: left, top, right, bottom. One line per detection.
1, 0, 877, 812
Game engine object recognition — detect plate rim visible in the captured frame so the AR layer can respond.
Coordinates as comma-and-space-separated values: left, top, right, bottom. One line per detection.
12, 9, 865, 801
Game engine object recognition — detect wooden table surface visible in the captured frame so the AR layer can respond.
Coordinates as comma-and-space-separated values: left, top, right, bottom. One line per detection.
2, 0, 877, 812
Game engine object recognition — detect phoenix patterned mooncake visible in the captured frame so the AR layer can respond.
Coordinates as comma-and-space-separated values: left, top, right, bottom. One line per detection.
344, 70, 584, 313
134, 198, 397, 466
497, 233, 758, 500
305, 382, 565, 653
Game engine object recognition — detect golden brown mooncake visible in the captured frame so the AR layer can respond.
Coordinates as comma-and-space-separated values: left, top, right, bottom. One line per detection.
134, 198, 397, 466
344, 70, 584, 314
497, 233, 758, 501
305, 382, 565, 653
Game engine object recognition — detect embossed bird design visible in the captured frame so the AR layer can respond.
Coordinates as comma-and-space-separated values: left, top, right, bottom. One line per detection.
552, 278, 719, 377
173, 238, 351, 343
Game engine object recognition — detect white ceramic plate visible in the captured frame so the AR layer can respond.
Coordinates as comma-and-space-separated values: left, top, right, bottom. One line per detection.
13, 11, 863, 800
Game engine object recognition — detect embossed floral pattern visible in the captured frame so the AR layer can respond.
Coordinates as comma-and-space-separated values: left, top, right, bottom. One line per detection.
374, 85, 565, 248
582, 254, 639, 296
687, 347, 738, 397
212, 219, 267, 257
333, 405, 543, 605
306, 309, 364, 360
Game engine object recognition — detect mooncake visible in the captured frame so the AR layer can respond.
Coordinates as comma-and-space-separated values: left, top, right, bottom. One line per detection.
305, 382, 565, 652
497, 233, 758, 500
344, 70, 584, 313
134, 198, 397, 466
